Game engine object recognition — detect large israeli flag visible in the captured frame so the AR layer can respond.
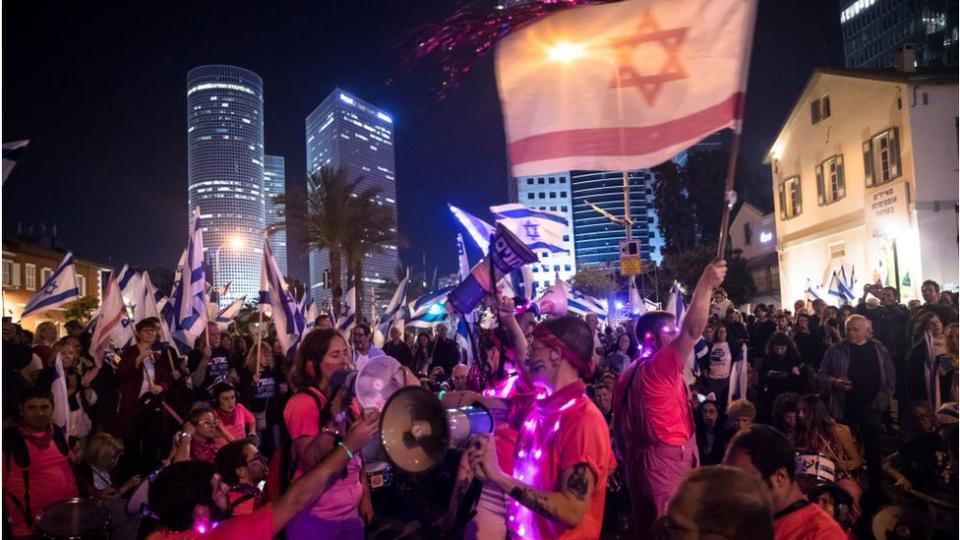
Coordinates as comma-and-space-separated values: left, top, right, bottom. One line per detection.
490, 203, 570, 254
558, 280, 607, 319
260, 239, 303, 356
20, 252, 80, 319
170, 209, 207, 351
408, 286, 454, 328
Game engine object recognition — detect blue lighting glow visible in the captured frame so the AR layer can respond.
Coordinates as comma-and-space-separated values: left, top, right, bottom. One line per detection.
376, 111, 393, 124
615, 301, 624, 309
339, 93, 355, 105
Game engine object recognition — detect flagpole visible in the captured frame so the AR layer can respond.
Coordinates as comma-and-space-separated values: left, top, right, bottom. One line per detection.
715, 130, 742, 259
255, 308, 264, 374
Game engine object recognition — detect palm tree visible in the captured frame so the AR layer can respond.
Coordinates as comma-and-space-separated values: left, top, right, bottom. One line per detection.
342, 184, 401, 317
275, 166, 360, 317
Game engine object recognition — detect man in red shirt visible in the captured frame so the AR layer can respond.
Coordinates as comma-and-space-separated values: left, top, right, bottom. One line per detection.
145, 410, 379, 540
214, 440, 269, 516
613, 260, 726, 534
723, 424, 846, 540
3, 388, 79, 539
469, 317, 614, 540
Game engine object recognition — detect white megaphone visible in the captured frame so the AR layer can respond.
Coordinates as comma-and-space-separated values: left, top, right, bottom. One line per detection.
447, 223, 538, 314
379, 386, 494, 473
530, 283, 568, 317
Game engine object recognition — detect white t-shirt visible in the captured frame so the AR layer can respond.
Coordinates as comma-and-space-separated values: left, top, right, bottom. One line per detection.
139, 357, 156, 397
708, 342, 732, 379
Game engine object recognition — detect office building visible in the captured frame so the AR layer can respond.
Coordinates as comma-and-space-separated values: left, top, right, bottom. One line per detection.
515, 172, 577, 293
305, 89, 399, 307
840, 0, 958, 68
767, 68, 958, 303
570, 170, 664, 270
186, 65, 265, 307
264, 155, 288, 275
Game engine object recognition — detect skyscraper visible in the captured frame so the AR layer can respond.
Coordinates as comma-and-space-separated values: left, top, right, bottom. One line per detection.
305, 88, 399, 307
839, 0, 958, 67
187, 65, 265, 307
264, 155, 287, 275
570, 170, 663, 270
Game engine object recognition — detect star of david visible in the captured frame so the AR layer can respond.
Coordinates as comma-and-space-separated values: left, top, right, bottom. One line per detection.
607, 10, 689, 105
522, 220, 541, 241
41, 282, 59, 295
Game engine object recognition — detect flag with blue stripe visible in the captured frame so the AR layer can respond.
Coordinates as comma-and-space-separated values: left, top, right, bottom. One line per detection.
337, 287, 357, 335
490, 203, 570, 254
21, 252, 80, 319
89, 272, 133, 361
169, 209, 207, 352
261, 239, 304, 356
827, 271, 851, 303
449, 204, 495, 251
214, 296, 246, 330
665, 281, 687, 325
378, 270, 410, 339
408, 287, 453, 328
558, 281, 607, 319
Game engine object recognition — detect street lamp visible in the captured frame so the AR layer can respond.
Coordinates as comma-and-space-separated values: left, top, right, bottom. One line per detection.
214, 235, 246, 304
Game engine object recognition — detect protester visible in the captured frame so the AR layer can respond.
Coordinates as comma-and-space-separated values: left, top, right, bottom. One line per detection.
702, 325, 733, 412
791, 313, 824, 369
601, 333, 634, 374
74, 432, 142, 539
283, 328, 371, 539
3, 388, 79, 539
710, 287, 734, 320
761, 333, 809, 402
905, 311, 952, 410
350, 323, 384, 370
146, 411, 379, 540
238, 340, 286, 456
727, 398, 756, 434
469, 316, 614, 540
412, 331, 432, 375
382, 327, 414, 370
613, 260, 727, 534
188, 323, 233, 403
694, 397, 726, 465
750, 305, 778, 362
214, 440, 269, 516
451, 363, 469, 391
817, 314, 895, 497
917, 280, 958, 328
211, 383, 257, 444
429, 323, 460, 377
655, 466, 774, 539
171, 406, 229, 464
723, 424, 846, 540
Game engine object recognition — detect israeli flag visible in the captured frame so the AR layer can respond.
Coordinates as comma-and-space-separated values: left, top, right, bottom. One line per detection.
558, 280, 607, 319
89, 272, 133, 361
449, 204, 495, 251
837, 266, 856, 302
260, 239, 304, 356
116, 264, 142, 298
408, 287, 453, 328
664, 281, 687, 325
170, 209, 207, 351
456, 314, 476, 364
827, 271, 849, 303
337, 287, 357, 335
214, 296, 246, 330
490, 203, 570, 254
21, 252, 80, 319
378, 270, 410, 339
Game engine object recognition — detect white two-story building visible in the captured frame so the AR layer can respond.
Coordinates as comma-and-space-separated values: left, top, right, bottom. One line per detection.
767, 66, 958, 304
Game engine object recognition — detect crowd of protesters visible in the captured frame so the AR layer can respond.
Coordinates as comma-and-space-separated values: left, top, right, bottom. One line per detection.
2, 269, 958, 539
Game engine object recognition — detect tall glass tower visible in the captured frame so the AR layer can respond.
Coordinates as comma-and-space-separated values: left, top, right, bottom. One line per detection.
264, 155, 287, 275
305, 88, 399, 308
570, 170, 664, 270
187, 65, 265, 307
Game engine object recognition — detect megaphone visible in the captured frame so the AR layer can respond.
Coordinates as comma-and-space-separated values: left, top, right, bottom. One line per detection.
530, 283, 568, 317
448, 223, 538, 314
379, 386, 494, 473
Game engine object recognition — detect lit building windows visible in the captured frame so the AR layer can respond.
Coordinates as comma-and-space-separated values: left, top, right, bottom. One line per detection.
815, 155, 846, 205
863, 127, 901, 187
778, 176, 803, 220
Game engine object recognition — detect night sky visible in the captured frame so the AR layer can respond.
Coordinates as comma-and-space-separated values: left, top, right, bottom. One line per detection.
2, 0, 843, 284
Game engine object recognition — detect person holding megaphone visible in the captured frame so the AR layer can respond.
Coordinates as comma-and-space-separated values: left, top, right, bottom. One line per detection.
468, 316, 615, 540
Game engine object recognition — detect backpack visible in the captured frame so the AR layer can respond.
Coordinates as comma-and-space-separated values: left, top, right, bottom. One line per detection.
265, 388, 325, 501
2, 425, 70, 528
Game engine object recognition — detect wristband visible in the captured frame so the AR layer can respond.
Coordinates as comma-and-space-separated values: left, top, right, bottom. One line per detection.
337, 441, 354, 460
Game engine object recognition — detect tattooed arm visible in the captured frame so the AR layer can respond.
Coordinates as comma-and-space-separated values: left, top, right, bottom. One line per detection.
468, 434, 595, 527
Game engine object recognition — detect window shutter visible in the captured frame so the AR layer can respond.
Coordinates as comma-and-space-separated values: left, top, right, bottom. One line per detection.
778, 183, 787, 220
822, 96, 831, 118
890, 127, 901, 178
815, 164, 825, 206
794, 182, 802, 215
810, 99, 821, 124
863, 141, 874, 187
12, 263, 21, 288
836, 155, 846, 198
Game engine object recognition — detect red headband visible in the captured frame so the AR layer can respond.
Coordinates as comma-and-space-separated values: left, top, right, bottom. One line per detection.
532, 325, 594, 379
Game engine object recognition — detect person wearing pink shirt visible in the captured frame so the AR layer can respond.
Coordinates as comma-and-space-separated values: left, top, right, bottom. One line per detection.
282, 328, 372, 540
212, 383, 257, 444
469, 317, 614, 540
613, 260, 727, 535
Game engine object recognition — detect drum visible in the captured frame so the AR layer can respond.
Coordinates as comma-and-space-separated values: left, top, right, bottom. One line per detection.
125, 468, 162, 517
795, 452, 836, 484
34, 497, 110, 540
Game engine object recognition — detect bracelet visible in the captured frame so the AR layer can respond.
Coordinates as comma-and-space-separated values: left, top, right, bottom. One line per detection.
337, 441, 354, 459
